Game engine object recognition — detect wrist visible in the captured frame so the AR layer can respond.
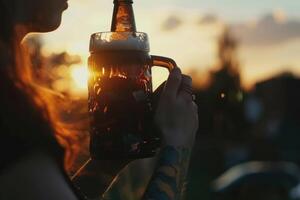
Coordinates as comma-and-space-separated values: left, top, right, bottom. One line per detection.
161, 130, 194, 148
144, 145, 192, 199
158, 145, 192, 166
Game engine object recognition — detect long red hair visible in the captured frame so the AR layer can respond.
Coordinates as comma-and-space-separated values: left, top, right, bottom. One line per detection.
0, 4, 79, 170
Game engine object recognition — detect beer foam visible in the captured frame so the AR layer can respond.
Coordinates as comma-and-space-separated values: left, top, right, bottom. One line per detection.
90, 33, 150, 52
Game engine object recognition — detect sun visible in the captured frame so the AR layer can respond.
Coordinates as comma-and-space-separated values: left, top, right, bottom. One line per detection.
71, 65, 89, 91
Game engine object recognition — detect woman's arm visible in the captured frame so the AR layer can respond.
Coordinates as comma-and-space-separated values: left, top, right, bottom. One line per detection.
142, 146, 192, 200
71, 159, 129, 199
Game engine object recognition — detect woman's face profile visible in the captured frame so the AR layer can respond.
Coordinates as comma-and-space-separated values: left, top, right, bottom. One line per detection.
7, 0, 68, 32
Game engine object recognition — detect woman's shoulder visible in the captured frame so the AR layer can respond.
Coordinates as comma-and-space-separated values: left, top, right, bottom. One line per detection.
0, 151, 78, 200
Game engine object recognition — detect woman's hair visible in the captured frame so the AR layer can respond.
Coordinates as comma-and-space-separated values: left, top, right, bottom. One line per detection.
0, 0, 13, 42
0, 0, 79, 170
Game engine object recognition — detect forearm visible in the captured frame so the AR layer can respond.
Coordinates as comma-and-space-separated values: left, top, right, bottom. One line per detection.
142, 145, 192, 200
71, 159, 127, 199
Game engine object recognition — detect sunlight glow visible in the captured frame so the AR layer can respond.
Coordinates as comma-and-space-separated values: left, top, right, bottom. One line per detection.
71, 65, 89, 91
273, 9, 287, 24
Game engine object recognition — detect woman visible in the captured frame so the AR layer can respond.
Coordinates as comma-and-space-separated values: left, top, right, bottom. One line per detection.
0, 0, 198, 199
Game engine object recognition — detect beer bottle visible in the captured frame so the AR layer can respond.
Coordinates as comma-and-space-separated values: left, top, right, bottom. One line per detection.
111, 0, 137, 32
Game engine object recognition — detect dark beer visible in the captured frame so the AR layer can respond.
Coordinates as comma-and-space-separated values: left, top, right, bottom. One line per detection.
88, 0, 177, 160
88, 50, 160, 159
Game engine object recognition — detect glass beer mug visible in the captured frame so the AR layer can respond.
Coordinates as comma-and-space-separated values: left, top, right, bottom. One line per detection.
88, 32, 177, 159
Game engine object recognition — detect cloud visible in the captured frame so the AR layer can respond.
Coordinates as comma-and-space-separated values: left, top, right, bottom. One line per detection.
199, 14, 219, 25
230, 13, 300, 46
161, 15, 183, 31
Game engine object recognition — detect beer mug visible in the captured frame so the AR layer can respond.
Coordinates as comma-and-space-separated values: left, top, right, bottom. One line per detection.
88, 32, 177, 159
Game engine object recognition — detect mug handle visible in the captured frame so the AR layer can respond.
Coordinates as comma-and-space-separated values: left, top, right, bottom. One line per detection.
149, 55, 178, 109
150, 55, 177, 71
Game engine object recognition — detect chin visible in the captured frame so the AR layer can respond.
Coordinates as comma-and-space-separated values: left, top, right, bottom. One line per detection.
31, 14, 63, 33
42, 22, 61, 32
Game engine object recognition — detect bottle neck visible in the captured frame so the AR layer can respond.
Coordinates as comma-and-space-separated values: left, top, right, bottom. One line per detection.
111, 0, 137, 32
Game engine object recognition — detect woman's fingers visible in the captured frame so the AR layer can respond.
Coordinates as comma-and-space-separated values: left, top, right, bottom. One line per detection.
164, 67, 182, 99
178, 75, 193, 102
181, 75, 192, 87
154, 69, 199, 148
152, 81, 166, 110
163, 70, 194, 103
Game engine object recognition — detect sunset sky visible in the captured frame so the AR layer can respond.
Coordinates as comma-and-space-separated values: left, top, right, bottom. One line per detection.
39, 0, 300, 93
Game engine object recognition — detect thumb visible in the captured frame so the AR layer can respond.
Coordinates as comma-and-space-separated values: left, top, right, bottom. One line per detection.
164, 67, 182, 98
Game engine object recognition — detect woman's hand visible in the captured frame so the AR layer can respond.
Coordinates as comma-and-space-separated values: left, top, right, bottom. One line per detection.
143, 68, 198, 200
154, 67, 198, 148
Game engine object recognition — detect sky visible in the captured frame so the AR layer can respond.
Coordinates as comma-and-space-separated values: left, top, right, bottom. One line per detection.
155, 0, 300, 21
39, 0, 300, 92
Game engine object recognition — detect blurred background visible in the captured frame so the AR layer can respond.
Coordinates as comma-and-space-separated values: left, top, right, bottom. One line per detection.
24, 0, 300, 199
